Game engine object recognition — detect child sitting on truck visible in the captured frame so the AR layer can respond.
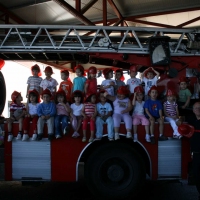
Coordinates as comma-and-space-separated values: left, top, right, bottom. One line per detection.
85, 66, 97, 95
7, 91, 26, 142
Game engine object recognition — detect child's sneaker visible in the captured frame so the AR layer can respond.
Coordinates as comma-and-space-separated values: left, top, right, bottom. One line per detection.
145, 134, 151, 143
22, 134, 29, 141
32, 134, 37, 141
88, 138, 94, 143
133, 134, 138, 142
126, 132, 132, 139
150, 136, 155, 144
48, 134, 54, 141
115, 133, 120, 140
16, 133, 22, 140
108, 138, 114, 141
82, 137, 86, 142
63, 126, 69, 135
158, 134, 168, 141
37, 134, 43, 141
72, 132, 80, 138
56, 135, 61, 139
7, 134, 13, 142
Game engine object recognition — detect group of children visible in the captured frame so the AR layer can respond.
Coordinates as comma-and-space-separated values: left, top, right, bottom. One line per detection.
4, 63, 192, 144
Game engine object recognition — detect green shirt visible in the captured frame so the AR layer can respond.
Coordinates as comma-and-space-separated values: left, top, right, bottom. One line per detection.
178, 89, 191, 103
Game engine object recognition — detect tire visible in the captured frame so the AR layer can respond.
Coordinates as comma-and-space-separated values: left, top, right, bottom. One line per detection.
84, 142, 145, 200
0, 71, 6, 115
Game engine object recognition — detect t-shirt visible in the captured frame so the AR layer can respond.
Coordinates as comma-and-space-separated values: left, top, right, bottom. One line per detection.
73, 76, 87, 92
70, 103, 83, 116
132, 101, 145, 116
101, 79, 116, 96
96, 102, 112, 116
85, 78, 97, 94
37, 102, 56, 117
144, 99, 162, 118
113, 97, 130, 114
126, 78, 141, 93
10, 102, 26, 117
163, 101, 177, 117
56, 103, 69, 116
84, 102, 96, 117
28, 103, 40, 115
40, 78, 58, 94
178, 89, 192, 103
142, 76, 158, 95
27, 76, 43, 93
59, 80, 73, 102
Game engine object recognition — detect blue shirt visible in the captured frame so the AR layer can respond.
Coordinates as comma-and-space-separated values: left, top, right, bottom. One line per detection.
144, 99, 162, 118
73, 76, 87, 92
96, 102, 112, 115
37, 102, 56, 117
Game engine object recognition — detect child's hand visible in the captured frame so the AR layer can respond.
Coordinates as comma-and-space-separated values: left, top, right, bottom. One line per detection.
149, 116, 154, 121
121, 110, 127, 114
41, 116, 46, 119
104, 92, 109, 97
110, 81, 115, 86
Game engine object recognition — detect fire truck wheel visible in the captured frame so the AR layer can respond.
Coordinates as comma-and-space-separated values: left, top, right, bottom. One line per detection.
0, 71, 6, 115
84, 142, 145, 200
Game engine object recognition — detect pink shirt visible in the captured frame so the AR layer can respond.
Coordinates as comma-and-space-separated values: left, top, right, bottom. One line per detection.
56, 103, 69, 116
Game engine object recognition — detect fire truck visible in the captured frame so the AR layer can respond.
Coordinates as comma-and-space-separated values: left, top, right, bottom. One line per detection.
0, 25, 200, 199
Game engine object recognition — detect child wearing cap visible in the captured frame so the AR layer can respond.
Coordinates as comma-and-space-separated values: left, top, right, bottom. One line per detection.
85, 66, 97, 95
81, 93, 97, 143
115, 69, 125, 95
144, 86, 168, 144
104, 86, 133, 140
40, 66, 58, 99
59, 69, 73, 103
54, 89, 71, 139
96, 90, 114, 141
126, 65, 141, 94
72, 65, 87, 92
141, 67, 160, 99
37, 89, 56, 141
163, 89, 182, 139
23, 89, 40, 141
7, 91, 26, 142
26, 64, 43, 98
132, 86, 150, 143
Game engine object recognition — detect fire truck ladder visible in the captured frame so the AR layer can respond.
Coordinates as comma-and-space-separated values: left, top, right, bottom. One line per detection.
0, 25, 199, 59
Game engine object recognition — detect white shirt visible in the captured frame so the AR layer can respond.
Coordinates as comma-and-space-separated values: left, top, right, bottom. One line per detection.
132, 101, 145, 116
101, 79, 116, 96
28, 103, 40, 115
40, 78, 58, 93
70, 103, 83, 116
126, 78, 141, 93
142, 76, 158, 95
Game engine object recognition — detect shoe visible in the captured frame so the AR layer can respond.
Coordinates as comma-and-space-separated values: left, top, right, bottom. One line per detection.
22, 134, 29, 141
56, 135, 61, 139
16, 133, 22, 140
95, 137, 102, 141
173, 135, 182, 139
32, 134, 37, 141
72, 132, 80, 138
150, 136, 155, 144
108, 138, 114, 141
37, 134, 43, 141
159, 134, 168, 141
48, 134, 54, 141
126, 132, 132, 139
133, 134, 138, 142
82, 137, 86, 142
88, 138, 94, 143
145, 135, 151, 143
63, 126, 70, 135
7, 134, 13, 142
115, 133, 120, 140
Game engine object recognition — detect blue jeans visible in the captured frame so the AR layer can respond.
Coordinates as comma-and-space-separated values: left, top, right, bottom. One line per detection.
54, 115, 69, 136
96, 116, 114, 139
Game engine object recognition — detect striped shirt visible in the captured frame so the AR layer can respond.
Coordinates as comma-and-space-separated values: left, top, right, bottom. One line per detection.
10, 102, 26, 112
163, 101, 177, 117
84, 102, 96, 117
27, 76, 43, 93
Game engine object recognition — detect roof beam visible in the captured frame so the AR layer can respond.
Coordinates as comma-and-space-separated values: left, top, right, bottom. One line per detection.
75, 0, 81, 12
53, 0, 95, 25
107, 0, 123, 19
177, 16, 200, 27
103, 0, 107, 26
81, 0, 98, 14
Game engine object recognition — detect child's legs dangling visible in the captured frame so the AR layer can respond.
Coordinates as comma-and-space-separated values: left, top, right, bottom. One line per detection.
89, 117, 95, 139
23, 117, 31, 134
122, 114, 132, 132
113, 113, 121, 133
157, 117, 164, 136
82, 117, 89, 138
149, 118, 155, 135
18, 118, 23, 132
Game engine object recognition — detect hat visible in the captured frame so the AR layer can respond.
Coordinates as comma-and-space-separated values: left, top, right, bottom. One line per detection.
41, 89, 52, 97
179, 77, 189, 83
148, 85, 158, 96
56, 89, 66, 96
31, 64, 42, 76
166, 89, 176, 96
85, 92, 96, 102
11, 91, 21, 102
129, 65, 137, 72
115, 69, 125, 81
44, 66, 54, 73
134, 86, 144, 93
178, 124, 194, 138
88, 66, 97, 74
103, 68, 113, 78
29, 89, 40, 102
144, 67, 156, 78
117, 86, 129, 96
74, 64, 84, 73
61, 69, 69, 76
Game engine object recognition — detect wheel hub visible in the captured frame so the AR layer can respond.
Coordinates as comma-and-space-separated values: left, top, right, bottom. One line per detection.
107, 164, 124, 182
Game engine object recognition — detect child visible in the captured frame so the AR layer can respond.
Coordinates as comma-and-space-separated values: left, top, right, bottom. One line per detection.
72, 65, 87, 92
104, 86, 133, 140
85, 66, 97, 95
141, 67, 160, 98
144, 86, 168, 144
178, 77, 192, 116
163, 89, 182, 139
37, 89, 56, 141
7, 91, 26, 142
126, 65, 141, 94
115, 69, 125, 95
40, 66, 58, 99
101, 68, 116, 96
96, 90, 114, 141
26, 64, 43, 97
23, 89, 40, 141
132, 86, 150, 142
70, 90, 84, 138
81, 93, 97, 142
59, 69, 73, 103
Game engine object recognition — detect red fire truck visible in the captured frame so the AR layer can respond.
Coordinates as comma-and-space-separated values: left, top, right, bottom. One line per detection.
0, 25, 200, 199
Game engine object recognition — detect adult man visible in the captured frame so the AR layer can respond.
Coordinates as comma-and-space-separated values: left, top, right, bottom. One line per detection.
187, 102, 200, 199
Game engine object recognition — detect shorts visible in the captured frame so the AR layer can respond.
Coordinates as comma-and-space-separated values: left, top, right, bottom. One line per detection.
132, 115, 149, 125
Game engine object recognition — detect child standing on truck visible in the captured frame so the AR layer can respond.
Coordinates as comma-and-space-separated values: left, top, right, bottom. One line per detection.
126, 65, 141, 94
23, 89, 40, 141
81, 93, 97, 143
104, 86, 133, 140
85, 66, 97, 95
7, 91, 26, 142
37, 89, 56, 141
141, 67, 160, 99
163, 89, 182, 139
144, 86, 168, 144
59, 69, 73, 103
114, 69, 125, 95
70, 90, 84, 138
72, 65, 87, 92
132, 86, 150, 142
26, 64, 43, 97
54, 89, 71, 139
96, 90, 114, 141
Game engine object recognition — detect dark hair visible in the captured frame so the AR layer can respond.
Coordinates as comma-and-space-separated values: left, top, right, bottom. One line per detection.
28, 92, 39, 103
85, 94, 96, 103
73, 91, 83, 103
55, 93, 67, 104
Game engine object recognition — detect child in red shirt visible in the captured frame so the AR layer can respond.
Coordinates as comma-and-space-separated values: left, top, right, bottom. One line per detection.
85, 66, 97, 95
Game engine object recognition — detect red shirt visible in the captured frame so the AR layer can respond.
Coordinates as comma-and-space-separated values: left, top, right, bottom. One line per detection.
59, 80, 73, 102
86, 78, 97, 94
